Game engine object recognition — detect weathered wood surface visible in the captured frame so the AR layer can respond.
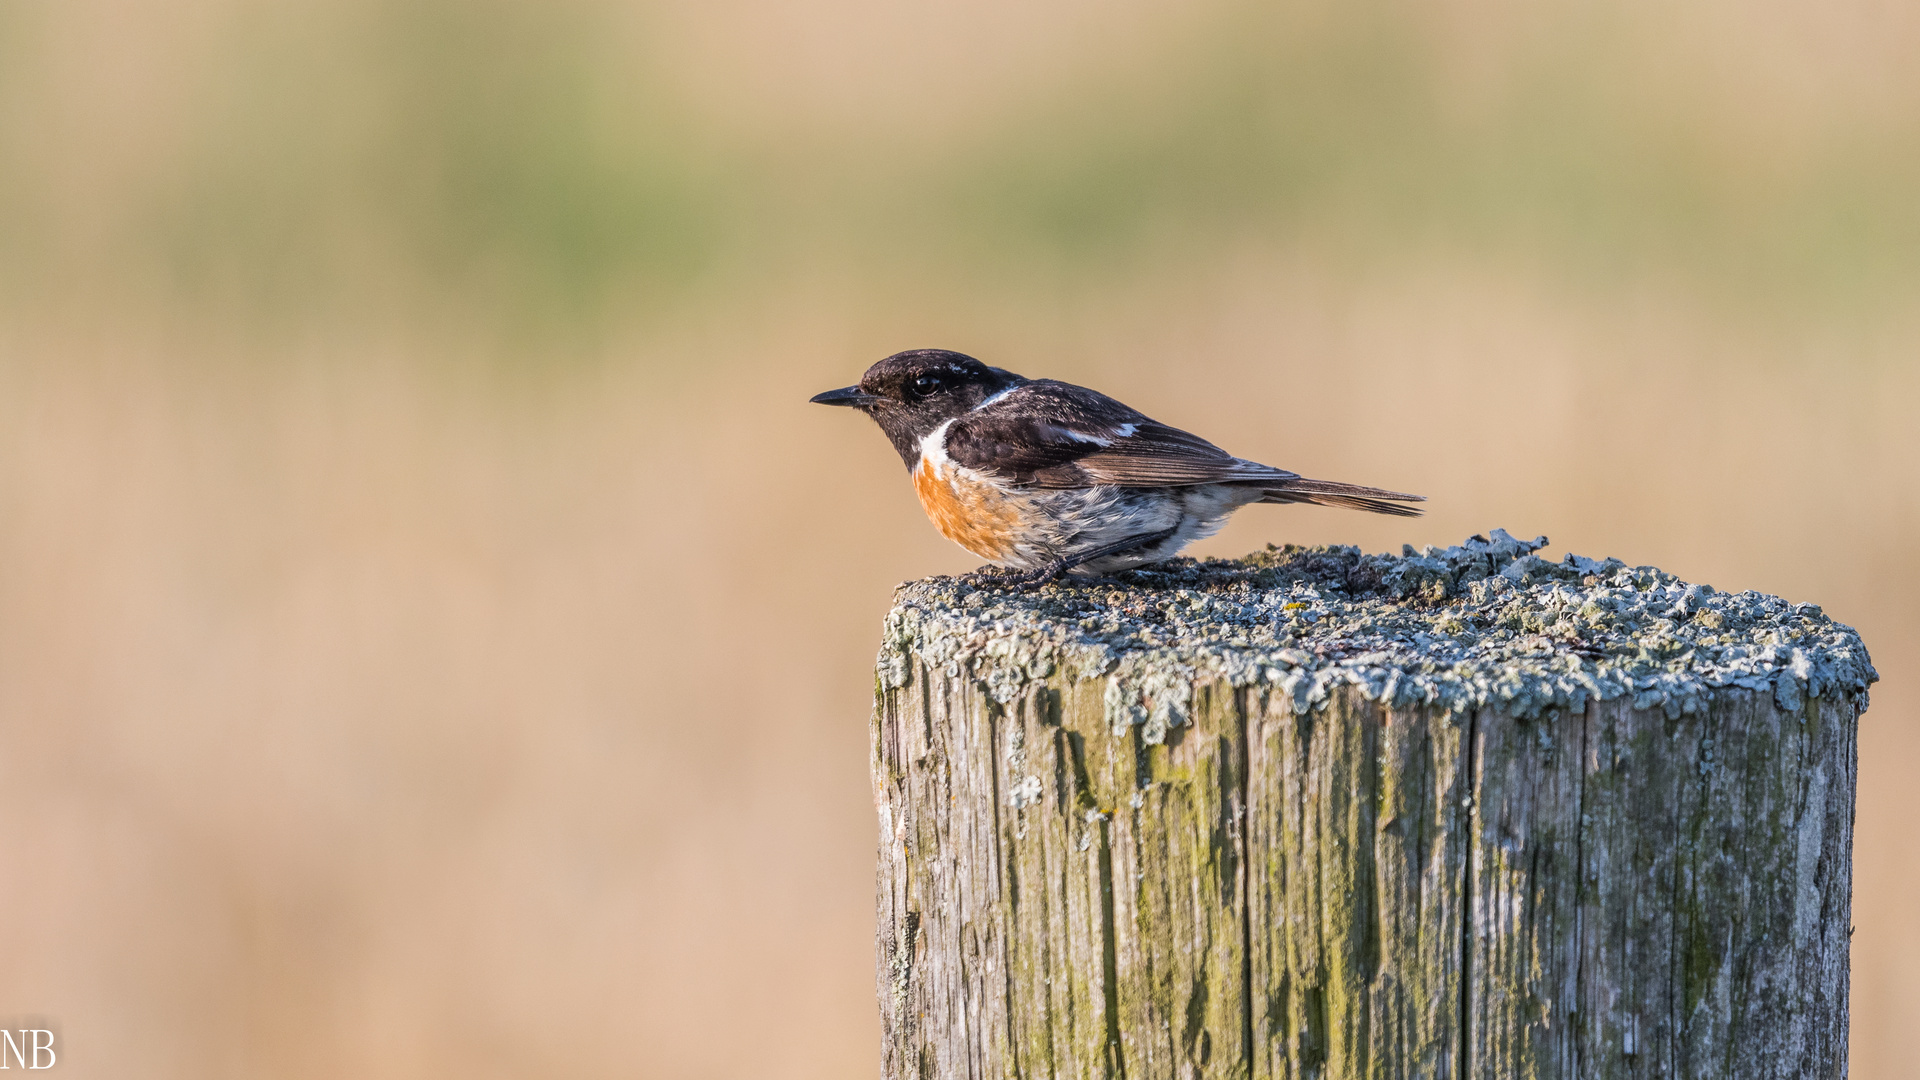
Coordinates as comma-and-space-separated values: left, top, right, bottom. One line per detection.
871, 532, 1872, 1079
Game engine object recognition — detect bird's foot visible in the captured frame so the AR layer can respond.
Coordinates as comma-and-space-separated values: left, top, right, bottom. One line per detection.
956, 562, 1068, 591
1000, 560, 1070, 592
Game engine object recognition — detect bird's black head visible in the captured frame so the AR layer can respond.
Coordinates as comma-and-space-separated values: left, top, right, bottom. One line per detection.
811, 349, 1025, 467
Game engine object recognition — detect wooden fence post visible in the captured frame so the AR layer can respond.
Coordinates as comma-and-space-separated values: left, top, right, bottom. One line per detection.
871, 531, 1872, 1080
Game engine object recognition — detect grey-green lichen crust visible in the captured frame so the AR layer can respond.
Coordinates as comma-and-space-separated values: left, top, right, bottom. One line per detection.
879, 530, 1877, 743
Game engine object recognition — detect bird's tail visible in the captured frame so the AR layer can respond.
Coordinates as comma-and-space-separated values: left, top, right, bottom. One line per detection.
1256, 477, 1426, 517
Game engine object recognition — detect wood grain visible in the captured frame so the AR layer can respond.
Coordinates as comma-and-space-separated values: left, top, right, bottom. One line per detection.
874, 651, 1859, 1079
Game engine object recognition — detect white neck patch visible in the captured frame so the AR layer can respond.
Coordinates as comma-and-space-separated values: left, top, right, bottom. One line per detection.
918, 419, 955, 475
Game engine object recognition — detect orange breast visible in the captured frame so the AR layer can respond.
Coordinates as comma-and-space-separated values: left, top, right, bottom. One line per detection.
913, 459, 1019, 562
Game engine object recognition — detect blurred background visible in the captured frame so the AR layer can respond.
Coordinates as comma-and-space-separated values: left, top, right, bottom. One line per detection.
0, 0, 1915, 1075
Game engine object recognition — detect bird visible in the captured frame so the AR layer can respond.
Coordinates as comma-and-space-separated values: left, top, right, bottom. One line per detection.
812, 349, 1424, 586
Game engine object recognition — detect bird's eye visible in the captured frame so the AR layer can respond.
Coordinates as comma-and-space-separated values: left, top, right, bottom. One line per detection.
910, 374, 943, 397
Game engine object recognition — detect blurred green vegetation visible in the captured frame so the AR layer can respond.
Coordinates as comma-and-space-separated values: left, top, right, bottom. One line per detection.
146, 0, 728, 327
0, 0, 1915, 336
947, 5, 1920, 305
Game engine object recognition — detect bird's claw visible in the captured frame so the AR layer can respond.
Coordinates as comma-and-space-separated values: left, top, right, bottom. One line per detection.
956, 563, 1068, 591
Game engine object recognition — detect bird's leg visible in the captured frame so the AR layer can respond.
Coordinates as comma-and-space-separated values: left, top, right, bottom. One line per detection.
955, 566, 1023, 586
999, 526, 1180, 591
990, 558, 1070, 590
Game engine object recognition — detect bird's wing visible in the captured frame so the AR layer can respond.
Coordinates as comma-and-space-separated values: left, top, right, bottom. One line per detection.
943, 380, 1297, 489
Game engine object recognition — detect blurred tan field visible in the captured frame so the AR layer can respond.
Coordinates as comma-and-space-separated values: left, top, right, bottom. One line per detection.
1, 0, 1917, 1076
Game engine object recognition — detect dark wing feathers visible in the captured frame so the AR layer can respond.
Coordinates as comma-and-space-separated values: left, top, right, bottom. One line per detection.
1074, 424, 1296, 487
943, 379, 1424, 515
943, 380, 1287, 489
939, 380, 1135, 483
939, 416, 1108, 481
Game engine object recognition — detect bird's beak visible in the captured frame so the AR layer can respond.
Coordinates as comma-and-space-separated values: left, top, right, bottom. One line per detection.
810, 386, 882, 407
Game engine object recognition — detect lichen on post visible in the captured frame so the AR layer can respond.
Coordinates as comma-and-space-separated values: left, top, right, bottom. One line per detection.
870, 530, 1872, 1079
